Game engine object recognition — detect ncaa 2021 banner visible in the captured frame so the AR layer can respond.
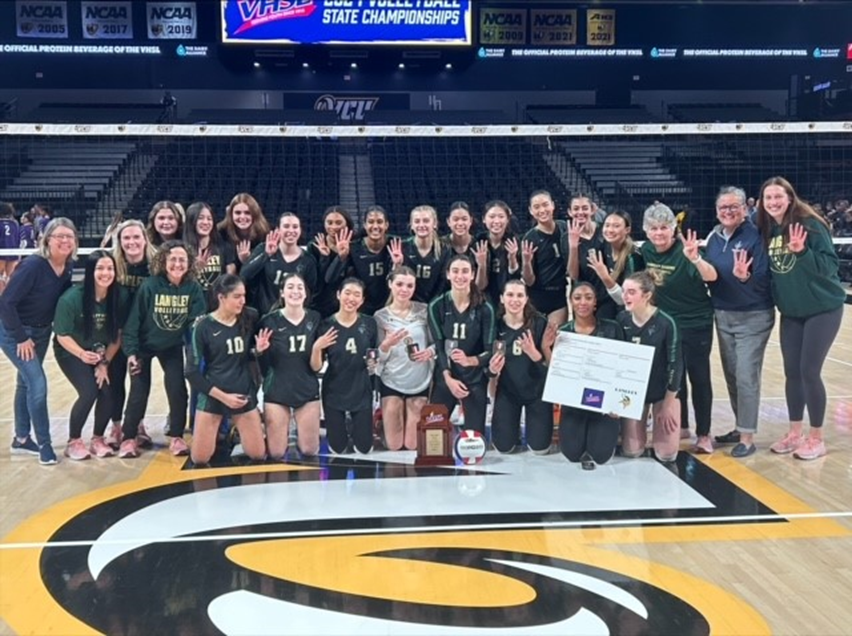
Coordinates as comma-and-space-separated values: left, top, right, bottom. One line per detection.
81, 1, 133, 39
221, 0, 472, 45
147, 2, 197, 39
15, 1, 69, 39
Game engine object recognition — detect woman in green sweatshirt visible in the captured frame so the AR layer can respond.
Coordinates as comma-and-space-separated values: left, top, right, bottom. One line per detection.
119, 240, 206, 459
756, 177, 846, 461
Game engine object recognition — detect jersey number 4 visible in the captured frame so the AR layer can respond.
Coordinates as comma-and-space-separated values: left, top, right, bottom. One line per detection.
345, 337, 358, 354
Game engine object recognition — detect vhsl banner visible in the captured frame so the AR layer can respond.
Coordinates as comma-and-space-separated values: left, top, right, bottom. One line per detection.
82, 1, 133, 39
15, 1, 69, 39
147, 2, 197, 40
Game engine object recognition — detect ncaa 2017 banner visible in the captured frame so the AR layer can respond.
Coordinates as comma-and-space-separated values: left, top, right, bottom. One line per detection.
147, 2, 197, 39
81, 1, 133, 39
15, 1, 69, 39
221, 0, 472, 45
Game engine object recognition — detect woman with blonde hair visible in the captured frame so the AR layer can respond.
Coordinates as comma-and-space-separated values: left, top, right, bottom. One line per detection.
391, 205, 449, 303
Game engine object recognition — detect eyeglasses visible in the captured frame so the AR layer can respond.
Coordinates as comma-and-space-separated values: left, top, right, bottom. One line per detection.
717, 205, 743, 213
51, 233, 76, 241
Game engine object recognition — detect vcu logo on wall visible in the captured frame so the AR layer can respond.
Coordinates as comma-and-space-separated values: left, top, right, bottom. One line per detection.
314, 94, 379, 122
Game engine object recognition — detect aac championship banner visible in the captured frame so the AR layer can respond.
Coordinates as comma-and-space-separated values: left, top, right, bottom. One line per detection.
221, 0, 472, 45
81, 1, 133, 39
15, 1, 69, 39
147, 2, 197, 39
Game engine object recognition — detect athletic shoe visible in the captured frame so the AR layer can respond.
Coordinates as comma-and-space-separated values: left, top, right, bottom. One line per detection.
105, 423, 122, 448
39, 443, 58, 466
792, 437, 826, 461
769, 431, 805, 455
679, 429, 691, 440
136, 423, 153, 449
169, 437, 189, 456
714, 430, 741, 445
118, 439, 139, 458
64, 438, 91, 461
10, 436, 39, 456
90, 437, 115, 458
731, 443, 757, 458
692, 436, 714, 454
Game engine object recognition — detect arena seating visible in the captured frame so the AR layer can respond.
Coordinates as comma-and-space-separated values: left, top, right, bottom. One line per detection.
185, 109, 338, 125
526, 105, 659, 124
23, 102, 165, 124
668, 103, 784, 123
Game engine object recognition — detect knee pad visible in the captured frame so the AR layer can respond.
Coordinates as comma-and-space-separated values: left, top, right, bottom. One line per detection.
527, 444, 552, 456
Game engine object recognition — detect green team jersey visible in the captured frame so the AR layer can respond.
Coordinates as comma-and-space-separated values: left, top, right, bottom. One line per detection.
640, 240, 713, 330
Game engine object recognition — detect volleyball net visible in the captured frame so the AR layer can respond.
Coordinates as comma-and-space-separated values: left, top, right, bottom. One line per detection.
0, 121, 850, 280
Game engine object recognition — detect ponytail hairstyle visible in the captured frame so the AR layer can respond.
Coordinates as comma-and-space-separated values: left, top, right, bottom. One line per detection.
603, 210, 635, 280
210, 273, 252, 339
362, 204, 390, 242
385, 265, 417, 306
410, 204, 443, 259
500, 278, 538, 331
625, 270, 663, 305
82, 249, 120, 343
446, 253, 484, 308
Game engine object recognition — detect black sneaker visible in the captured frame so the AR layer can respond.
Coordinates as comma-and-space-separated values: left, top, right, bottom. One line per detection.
38, 443, 58, 466
10, 436, 39, 455
714, 430, 741, 445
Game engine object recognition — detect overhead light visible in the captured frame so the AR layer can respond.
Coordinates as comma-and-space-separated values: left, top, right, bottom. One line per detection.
445, 63, 453, 70
350, 62, 358, 69
398, 63, 405, 69
253, 61, 261, 69
302, 62, 310, 68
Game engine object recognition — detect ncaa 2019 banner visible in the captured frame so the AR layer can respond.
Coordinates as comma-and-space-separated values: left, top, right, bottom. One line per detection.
147, 2, 198, 39
15, 1, 69, 39
221, 0, 472, 45
81, 1, 133, 39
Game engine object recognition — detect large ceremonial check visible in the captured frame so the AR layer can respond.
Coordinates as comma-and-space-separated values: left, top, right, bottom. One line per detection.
543, 332, 653, 420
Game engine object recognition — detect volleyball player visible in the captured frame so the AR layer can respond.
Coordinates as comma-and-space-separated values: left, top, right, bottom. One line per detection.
443, 202, 476, 257
396, 205, 450, 303
557, 282, 623, 465
145, 200, 183, 248
428, 254, 496, 434
218, 193, 270, 271
374, 266, 435, 451
0, 202, 19, 294
184, 201, 236, 300
618, 271, 683, 463
521, 190, 569, 325
185, 275, 269, 466
317, 279, 378, 454
17, 211, 37, 251
488, 279, 552, 454
309, 206, 355, 317
584, 211, 644, 316
53, 250, 121, 460
257, 273, 323, 458
119, 240, 206, 458
241, 213, 318, 315
478, 200, 520, 307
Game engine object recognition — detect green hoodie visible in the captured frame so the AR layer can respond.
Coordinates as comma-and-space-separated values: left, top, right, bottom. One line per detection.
122, 274, 206, 355
767, 218, 845, 318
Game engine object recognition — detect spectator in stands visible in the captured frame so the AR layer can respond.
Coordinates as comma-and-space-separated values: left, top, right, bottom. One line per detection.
241, 212, 318, 315
119, 240, 206, 458
830, 199, 852, 236
18, 210, 37, 251
443, 201, 476, 258
0, 202, 19, 295
219, 192, 270, 271
108, 219, 154, 448
145, 200, 183, 248
756, 177, 846, 460
681, 187, 774, 458
0, 218, 76, 465
521, 190, 569, 325
746, 197, 758, 221
184, 201, 235, 300
478, 200, 520, 307
158, 91, 178, 124
32, 205, 51, 238
641, 202, 715, 453
584, 210, 644, 316
308, 205, 355, 317
53, 250, 121, 460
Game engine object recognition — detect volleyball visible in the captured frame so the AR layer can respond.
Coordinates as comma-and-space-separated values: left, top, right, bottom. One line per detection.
454, 430, 487, 465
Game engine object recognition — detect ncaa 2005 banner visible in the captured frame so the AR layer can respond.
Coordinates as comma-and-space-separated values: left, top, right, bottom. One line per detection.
147, 2, 197, 39
81, 0, 133, 39
15, 1, 69, 39
220, 0, 472, 45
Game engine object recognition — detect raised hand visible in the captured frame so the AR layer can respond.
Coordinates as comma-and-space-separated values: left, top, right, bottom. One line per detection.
255, 328, 273, 353
568, 218, 583, 248
313, 326, 338, 350
586, 249, 610, 279
264, 229, 281, 256
542, 322, 558, 352
380, 328, 409, 351
505, 236, 519, 259
313, 233, 331, 257
237, 240, 251, 263
788, 223, 808, 254
336, 228, 354, 260
488, 352, 505, 376
521, 239, 538, 262
518, 329, 542, 360
680, 229, 700, 263
387, 237, 404, 266
472, 240, 488, 270
732, 249, 753, 281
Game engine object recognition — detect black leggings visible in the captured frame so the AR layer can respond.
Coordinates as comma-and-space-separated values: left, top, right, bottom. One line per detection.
123, 346, 188, 440
430, 376, 488, 435
57, 355, 113, 439
108, 349, 128, 423
678, 325, 714, 436
323, 404, 373, 454
491, 391, 552, 453
780, 307, 843, 428
559, 406, 619, 464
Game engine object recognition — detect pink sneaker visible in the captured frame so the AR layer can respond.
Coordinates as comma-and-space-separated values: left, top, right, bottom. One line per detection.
64, 438, 91, 461
136, 422, 153, 448
90, 436, 115, 458
692, 436, 714, 454
169, 436, 189, 456
792, 437, 826, 461
118, 438, 139, 458
770, 431, 805, 454
105, 423, 122, 448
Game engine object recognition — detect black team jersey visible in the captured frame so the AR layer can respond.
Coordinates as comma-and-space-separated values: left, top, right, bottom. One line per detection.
258, 309, 322, 406
480, 231, 520, 307
325, 238, 395, 316
616, 309, 682, 404
402, 238, 450, 303
522, 220, 569, 313
307, 243, 339, 317
241, 245, 319, 316
195, 244, 236, 303
185, 308, 259, 399
559, 317, 624, 341
495, 313, 549, 404
576, 229, 608, 301
428, 292, 496, 387
319, 314, 378, 412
